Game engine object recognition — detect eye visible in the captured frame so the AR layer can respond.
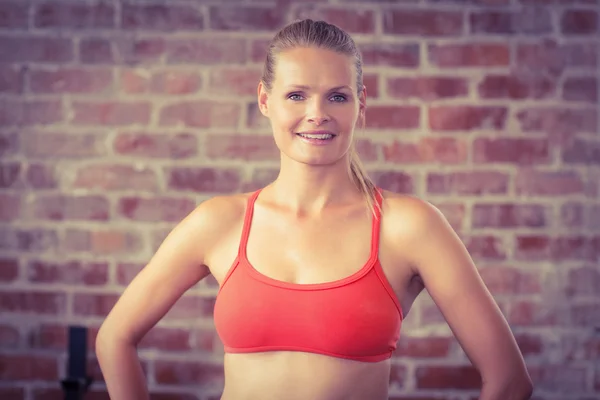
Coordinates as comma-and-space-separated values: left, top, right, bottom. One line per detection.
330, 94, 347, 103
287, 93, 304, 101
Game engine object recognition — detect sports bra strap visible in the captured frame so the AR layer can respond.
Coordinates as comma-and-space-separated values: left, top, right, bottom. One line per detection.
370, 187, 384, 257
238, 189, 262, 258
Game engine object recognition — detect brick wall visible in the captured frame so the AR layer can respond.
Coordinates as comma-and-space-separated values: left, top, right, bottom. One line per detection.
0, 0, 599, 399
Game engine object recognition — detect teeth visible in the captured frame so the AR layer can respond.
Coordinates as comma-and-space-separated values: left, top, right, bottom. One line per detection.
298, 133, 334, 139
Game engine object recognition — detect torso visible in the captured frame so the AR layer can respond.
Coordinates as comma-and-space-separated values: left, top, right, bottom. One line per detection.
203, 188, 425, 400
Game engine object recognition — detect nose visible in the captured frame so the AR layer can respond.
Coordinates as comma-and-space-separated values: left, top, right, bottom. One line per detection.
307, 99, 330, 126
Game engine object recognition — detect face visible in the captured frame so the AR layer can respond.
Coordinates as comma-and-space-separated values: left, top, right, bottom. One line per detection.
258, 47, 366, 166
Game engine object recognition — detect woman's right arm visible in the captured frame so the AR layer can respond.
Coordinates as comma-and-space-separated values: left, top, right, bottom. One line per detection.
95, 197, 227, 400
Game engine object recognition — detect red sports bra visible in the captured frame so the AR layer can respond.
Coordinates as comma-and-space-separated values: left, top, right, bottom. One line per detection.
213, 188, 403, 362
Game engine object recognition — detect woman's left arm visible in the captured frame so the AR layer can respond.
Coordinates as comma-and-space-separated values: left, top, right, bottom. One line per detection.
401, 199, 533, 400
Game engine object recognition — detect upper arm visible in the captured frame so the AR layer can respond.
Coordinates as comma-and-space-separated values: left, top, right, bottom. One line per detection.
398, 199, 529, 384
96, 196, 234, 346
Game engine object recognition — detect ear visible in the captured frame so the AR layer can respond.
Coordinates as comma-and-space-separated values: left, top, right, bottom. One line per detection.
358, 85, 367, 123
257, 81, 269, 117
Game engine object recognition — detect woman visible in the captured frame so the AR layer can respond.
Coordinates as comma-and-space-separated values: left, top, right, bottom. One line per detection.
96, 19, 533, 400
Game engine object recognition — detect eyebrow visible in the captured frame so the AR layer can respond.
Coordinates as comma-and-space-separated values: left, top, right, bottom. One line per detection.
286, 84, 353, 92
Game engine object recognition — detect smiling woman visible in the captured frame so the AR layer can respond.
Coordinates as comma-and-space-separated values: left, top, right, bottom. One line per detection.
95, 19, 534, 400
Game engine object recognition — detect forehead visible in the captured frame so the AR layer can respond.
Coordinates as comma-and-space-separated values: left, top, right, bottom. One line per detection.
273, 47, 356, 90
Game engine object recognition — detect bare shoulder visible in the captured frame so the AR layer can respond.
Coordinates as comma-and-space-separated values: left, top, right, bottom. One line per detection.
379, 189, 449, 240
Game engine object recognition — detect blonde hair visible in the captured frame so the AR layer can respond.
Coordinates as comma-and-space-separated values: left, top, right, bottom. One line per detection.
261, 19, 380, 217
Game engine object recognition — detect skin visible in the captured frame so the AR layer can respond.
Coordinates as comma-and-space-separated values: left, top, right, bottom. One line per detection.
96, 47, 533, 400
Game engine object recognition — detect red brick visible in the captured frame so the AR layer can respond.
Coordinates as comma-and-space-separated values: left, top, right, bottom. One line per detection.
432, 202, 465, 231
562, 139, 600, 164
205, 134, 278, 161
166, 167, 241, 193
551, 236, 598, 261
363, 74, 379, 98
34, 2, 115, 29
159, 101, 241, 128
249, 38, 271, 63
27, 260, 108, 286
208, 67, 262, 96
388, 364, 408, 389
516, 40, 598, 76
114, 132, 198, 159
164, 296, 215, 321
62, 228, 144, 255
473, 138, 550, 164
371, 171, 414, 194
0, 228, 58, 252
0, 162, 20, 188
429, 106, 507, 131
589, 205, 600, 230
563, 77, 598, 102
0, 36, 73, 63
26, 163, 58, 189
561, 202, 584, 227
0, 324, 19, 347
570, 302, 600, 326
191, 327, 216, 352
29, 194, 109, 221
139, 327, 193, 352
122, 5, 204, 31
295, 6, 375, 34
72, 101, 151, 126
427, 171, 509, 195
22, 132, 106, 158
473, 204, 547, 228
72, 293, 119, 317
119, 38, 166, 64
514, 333, 544, 355
118, 197, 196, 222
0, 132, 18, 156
30, 68, 113, 94
72, 164, 158, 191
0, 354, 58, 381
116, 263, 144, 286
464, 235, 507, 260
508, 300, 563, 326
167, 38, 246, 64
0, 387, 23, 399
566, 266, 600, 297
154, 360, 224, 385
360, 43, 420, 68
428, 43, 510, 67
383, 10, 463, 36
0, 291, 66, 315
80, 38, 113, 64
0, 194, 20, 221
560, 9, 598, 35
394, 337, 453, 358
0, 100, 64, 126
209, 6, 283, 31
479, 266, 542, 295
246, 103, 270, 130
415, 366, 481, 389
515, 235, 551, 261
365, 106, 420, 129
354, 139, 379, 163
383, 138, 467, 164
242, 168, 279, 192
478, 74, 555, 99
387, 76, 468, 100
470, 9, 552, 34
152, 70, 203, 95
516, 107, 597, 134
516, 170, 585, 196
28, 323, 98, 350
0, 2, 28, 28
0, 258, 18, 282
528, 365, 588, 392
0, 66, 25, 93
149, 392, 198, 400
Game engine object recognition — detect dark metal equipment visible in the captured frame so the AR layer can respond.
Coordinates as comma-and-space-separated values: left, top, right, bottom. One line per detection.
60, 326, 93, 400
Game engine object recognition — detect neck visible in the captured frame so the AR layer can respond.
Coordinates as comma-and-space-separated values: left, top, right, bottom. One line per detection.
267, 155, 363, 216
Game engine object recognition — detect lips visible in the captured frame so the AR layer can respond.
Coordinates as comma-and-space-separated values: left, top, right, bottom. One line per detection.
296, 130, 337, 139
